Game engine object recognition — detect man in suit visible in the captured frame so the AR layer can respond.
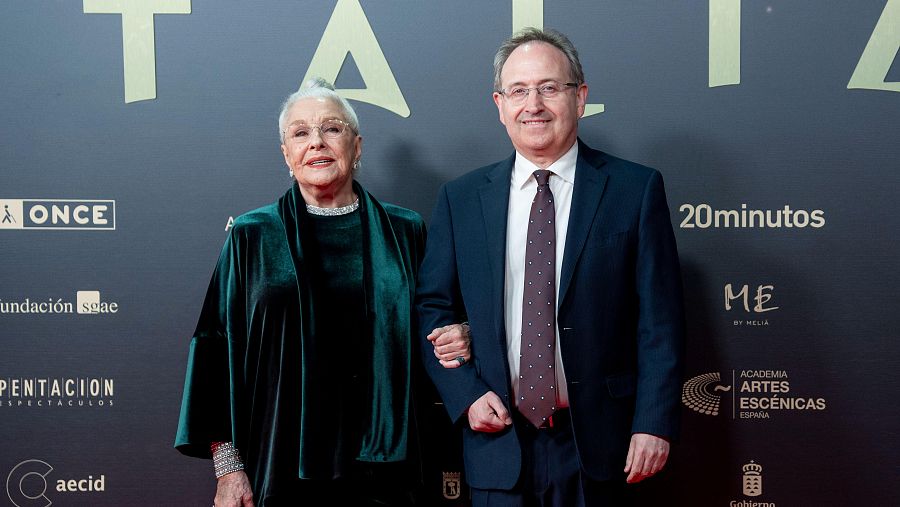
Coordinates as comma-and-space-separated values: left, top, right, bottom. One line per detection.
417, 28, 685, 506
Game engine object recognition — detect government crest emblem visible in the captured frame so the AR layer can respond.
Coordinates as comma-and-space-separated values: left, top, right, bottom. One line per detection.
442, 471, 461, 500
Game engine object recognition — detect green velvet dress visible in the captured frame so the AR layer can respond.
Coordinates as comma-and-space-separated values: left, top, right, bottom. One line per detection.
175, 181, 426, 504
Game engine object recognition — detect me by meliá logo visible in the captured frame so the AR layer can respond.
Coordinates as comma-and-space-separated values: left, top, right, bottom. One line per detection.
724, 283, 778, 327
0, 199, 116, 230
0, 291, 119, 315
0, 377, 115, 408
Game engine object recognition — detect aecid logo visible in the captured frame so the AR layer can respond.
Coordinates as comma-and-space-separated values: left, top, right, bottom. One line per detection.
0, 199, 116, 231
6, 459, 106, 506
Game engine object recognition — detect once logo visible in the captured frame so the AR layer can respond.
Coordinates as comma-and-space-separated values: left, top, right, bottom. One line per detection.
0, 199, 116, 230
6, 459, 52, 507
682, 372, 732, 416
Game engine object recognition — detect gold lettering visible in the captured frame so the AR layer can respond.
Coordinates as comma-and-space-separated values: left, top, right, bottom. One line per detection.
512, 0, 604, 116
848, 0, 900, 93
709, 0, 741, 87
83, 0, 191, 103
304, 0, 409, 117
724, 283, 749, 312
754, 285, 779, 313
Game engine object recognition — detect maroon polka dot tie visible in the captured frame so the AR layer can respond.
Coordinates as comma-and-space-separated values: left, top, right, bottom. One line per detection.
518, 169, 557, 428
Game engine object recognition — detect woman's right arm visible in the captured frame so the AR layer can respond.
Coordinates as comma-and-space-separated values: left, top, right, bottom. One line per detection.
211, 442, 254, 507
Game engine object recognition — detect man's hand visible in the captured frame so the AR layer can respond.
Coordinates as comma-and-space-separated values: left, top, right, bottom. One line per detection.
427, 323, 472, 368
624, 433, 670, 483
467, 391, 513, 432
214, 470, 255, 507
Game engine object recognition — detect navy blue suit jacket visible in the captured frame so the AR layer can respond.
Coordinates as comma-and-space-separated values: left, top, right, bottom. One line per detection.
416, 140, 685, 489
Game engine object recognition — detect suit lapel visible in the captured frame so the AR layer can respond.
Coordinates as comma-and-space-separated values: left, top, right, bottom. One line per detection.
478, 154, 514, 336
559, 141, 607, 305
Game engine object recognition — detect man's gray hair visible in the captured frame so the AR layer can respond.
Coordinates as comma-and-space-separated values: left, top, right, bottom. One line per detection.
493, 27, 585, 92
277, 77, 360, 143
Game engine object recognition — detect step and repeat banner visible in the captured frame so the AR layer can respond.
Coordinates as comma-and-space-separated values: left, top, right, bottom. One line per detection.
2, 1, 898, 505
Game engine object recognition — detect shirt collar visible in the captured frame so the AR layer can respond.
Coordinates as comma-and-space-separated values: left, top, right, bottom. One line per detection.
512, 141, 579, 189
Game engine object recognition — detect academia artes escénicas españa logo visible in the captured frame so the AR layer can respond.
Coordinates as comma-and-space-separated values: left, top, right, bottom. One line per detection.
682, 372, 732, 416
683, 370, 826, 421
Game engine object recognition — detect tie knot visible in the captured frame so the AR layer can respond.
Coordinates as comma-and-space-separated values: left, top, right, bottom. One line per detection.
533, 170, 552, 187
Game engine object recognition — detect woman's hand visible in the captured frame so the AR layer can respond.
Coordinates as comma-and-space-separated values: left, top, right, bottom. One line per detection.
427, 323, 472, 369
214, 470, 254, 507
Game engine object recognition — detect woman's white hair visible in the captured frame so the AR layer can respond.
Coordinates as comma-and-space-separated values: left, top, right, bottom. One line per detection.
277, 77, 360, 143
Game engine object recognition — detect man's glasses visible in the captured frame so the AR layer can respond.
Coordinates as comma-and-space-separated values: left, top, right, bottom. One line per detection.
497, 82, 578, 104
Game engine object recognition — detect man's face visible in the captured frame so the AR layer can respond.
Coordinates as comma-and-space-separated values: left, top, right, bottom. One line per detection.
493, 42, 588, 166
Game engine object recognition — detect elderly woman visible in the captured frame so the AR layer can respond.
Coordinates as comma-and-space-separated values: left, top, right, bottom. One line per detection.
175, 78, 470, 507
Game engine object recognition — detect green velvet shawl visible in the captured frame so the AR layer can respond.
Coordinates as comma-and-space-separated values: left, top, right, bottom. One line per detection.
175, 181, 425, 496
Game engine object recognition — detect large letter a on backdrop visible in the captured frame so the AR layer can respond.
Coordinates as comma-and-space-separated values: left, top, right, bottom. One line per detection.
848, 0, 900, 93
304, 0, 410, 117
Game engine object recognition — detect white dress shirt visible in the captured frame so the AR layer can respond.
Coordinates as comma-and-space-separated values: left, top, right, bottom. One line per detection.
504, 142, 577, 409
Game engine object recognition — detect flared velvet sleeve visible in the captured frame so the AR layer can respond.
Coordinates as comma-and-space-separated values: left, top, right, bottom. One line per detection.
174, 226, 246, 459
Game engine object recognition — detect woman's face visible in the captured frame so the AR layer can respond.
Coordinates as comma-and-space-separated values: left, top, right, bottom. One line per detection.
280, 97, 361, 197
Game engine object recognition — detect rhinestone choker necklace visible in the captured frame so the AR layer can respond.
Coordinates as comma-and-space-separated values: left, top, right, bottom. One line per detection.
306, 198, 360, 216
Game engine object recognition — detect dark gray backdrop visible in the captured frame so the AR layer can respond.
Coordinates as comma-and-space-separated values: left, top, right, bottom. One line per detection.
2, 1, 898, 505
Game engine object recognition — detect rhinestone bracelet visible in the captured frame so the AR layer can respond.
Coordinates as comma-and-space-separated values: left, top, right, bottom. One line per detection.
211, 442, 244, 478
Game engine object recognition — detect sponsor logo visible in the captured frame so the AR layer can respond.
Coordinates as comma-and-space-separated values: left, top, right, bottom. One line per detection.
683, 370, 826, 420
442, 471, 462, 500
682, 372, 731, 416
0, 199, 116, 230
75, 291, 119, 315
0, 291, 119, 316
679, 203, 824, 229
6, 459, 106, 506
725, 284, 779, 327
0, 377, 115, 408
728, 460, 775, 506
742, 461, 763, 497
